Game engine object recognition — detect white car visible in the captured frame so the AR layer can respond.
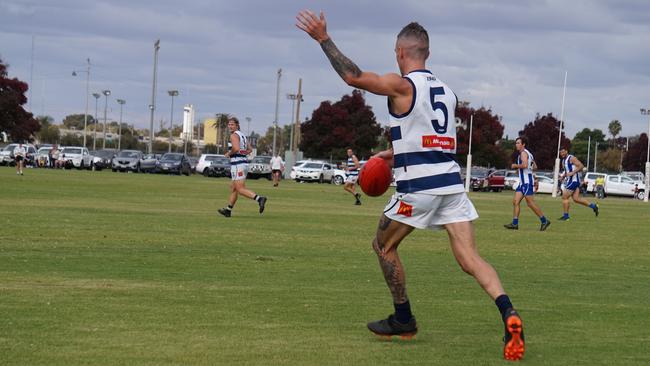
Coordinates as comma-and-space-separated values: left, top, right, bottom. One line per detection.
294, 161, 337, 183
1, 143, 37, 165
196, 154, 226, 174
605, 174, 644, 199
61, 146, 93, 169
511, 175, 560, 195
290, 160, 308, 180
504, 170, 519, 190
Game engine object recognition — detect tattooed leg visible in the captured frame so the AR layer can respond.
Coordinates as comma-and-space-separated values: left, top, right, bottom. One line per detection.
372, 214, 414, 304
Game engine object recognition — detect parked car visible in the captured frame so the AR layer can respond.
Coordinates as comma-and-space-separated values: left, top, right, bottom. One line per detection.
60, 146, 93, 169
156, 153, 192, 175
90, 149, 117, 170
605, 174, 645, 199
112, 150, 144, 172
187, 157, 198, 173
504, 170, 519, 190
196, 154, 226, 174
294, 161, 337, 183
1, 143, 37, 166
289, 160, 308, 179
139, 153, 161, 173
35, 146, 54, 167
248, 155, 272, 180
203, 156, 231, 178
469, 168, 504, 192
332, 168, 347, 185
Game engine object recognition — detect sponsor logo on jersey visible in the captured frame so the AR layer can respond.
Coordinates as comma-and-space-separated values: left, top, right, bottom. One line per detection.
396, 201, 413, 217
422, 135, 455, 150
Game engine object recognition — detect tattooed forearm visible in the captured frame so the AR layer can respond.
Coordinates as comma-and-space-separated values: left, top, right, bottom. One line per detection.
320, 38, 362, 80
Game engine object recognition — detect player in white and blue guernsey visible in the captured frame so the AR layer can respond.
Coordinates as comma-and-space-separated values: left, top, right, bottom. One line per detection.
558, 148, 599, 220
344, 148, 362, 205
217, 117, 267, 218
297, 11, 525, 360
505, 137, 550, 231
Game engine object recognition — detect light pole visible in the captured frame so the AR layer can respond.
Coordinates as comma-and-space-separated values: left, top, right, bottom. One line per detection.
117, 99, 126, 150
272, 68, 282, 156
641, 108, 650, 202
92, 92, 100, 151
72, 58, 91, 148
287, 93, 299, 152
167, 90, 178, 153
594, 141, 599, 172
149, 40, 160, 154
245, 117, 251, 138
102, 90, 111, 149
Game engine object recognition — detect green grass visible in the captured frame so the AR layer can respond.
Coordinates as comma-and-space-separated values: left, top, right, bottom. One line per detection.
1, 167, 649, 365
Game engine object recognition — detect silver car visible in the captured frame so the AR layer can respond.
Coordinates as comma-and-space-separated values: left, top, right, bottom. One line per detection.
112, 150, 144, 172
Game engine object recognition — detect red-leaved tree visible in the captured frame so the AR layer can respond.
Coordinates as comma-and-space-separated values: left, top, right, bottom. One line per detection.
0, 57, 39, 141
623, 133, 649, 171
300, 90, 381, 160
456, 102, 509, 168
518, 113, 570, 170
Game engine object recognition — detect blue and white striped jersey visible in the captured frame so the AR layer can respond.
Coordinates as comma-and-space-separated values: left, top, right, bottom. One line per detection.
562, 154, 580, 185
388, 70, 463, 195
346, 156, 359, 177
229, 131, 248, 166
518, 149, 535, 186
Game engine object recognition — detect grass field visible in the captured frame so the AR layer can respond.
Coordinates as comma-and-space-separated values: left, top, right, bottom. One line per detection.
1, 167, 649, 365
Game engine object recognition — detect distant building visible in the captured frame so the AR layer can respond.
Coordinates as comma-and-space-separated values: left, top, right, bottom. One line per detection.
203, 118, 218, 145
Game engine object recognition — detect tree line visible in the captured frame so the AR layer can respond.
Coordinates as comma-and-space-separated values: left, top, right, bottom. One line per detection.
1, 57, 647, 171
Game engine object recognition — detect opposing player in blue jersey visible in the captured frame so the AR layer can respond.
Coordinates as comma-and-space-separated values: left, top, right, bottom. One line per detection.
504, 137, 550, 231
217, 116, 267, 217
297, 10, 525, 361
558, 148, 599, 220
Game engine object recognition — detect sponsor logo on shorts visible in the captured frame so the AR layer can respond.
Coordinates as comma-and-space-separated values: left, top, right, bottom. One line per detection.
238, 171, 244, 177
396, 201, 413, 217
422, 135, 455, 150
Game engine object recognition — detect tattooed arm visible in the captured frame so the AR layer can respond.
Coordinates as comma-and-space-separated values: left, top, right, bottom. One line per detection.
296, 10, 411, 97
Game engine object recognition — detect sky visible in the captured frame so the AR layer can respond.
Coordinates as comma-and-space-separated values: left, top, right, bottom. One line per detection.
1, 0, 650, 140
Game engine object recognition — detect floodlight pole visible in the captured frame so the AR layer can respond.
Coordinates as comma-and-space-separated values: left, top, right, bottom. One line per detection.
117, 99, 126, 150
272, 68, 282, 156
102, 90, 111, 149
148, 40, 160, 154
167, 90, 178, 153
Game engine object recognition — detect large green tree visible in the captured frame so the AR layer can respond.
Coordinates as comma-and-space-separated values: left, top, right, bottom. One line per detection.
0, 57, 39, 141
518, 113, 570, 170
456, 103, 509, 168
299, 90, 382, 160
62, 114, 97, 130
571, 128, 607, 169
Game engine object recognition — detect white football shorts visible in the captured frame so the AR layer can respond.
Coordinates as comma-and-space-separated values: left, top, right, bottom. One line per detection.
230, 164, 249, 181
383, 191, 479, 231
345, 174, 358, 184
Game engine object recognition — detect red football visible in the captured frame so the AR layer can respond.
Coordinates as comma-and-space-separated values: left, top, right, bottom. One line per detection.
358, 157, 392, 197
